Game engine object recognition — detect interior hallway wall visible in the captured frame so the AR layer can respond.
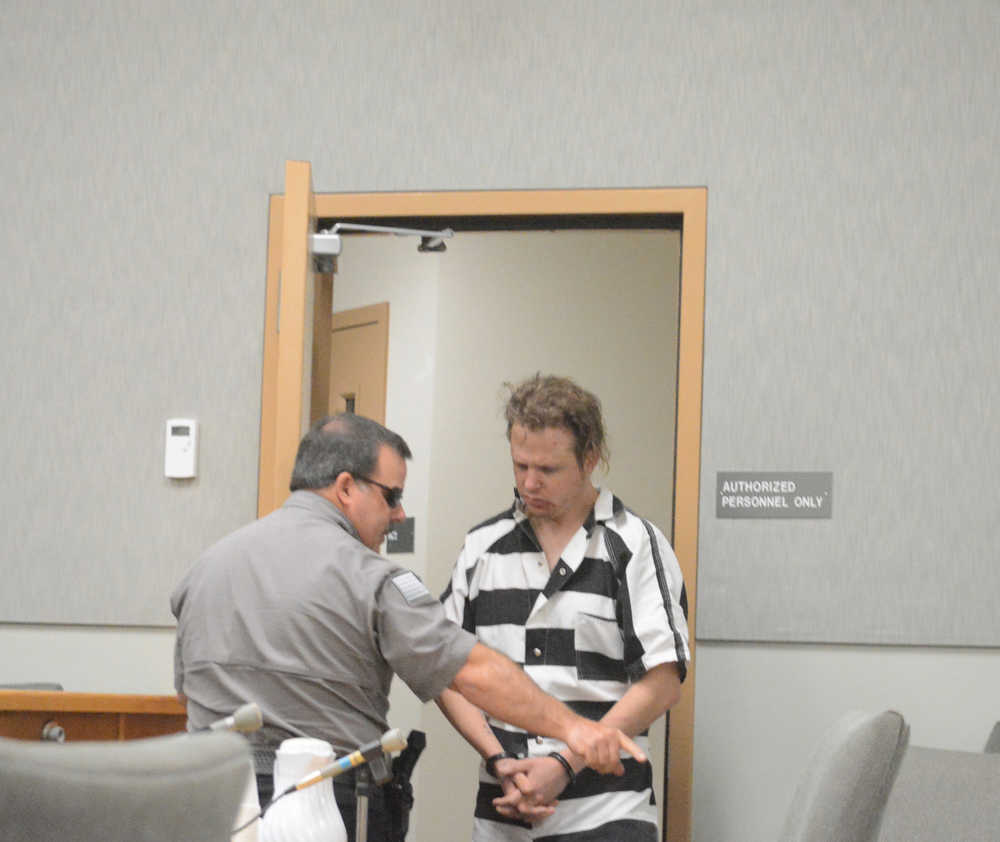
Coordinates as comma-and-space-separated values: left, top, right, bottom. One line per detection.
420, 229, 680, 837
3, 2, 999, 840
331, 227, 679, 839
327, 234, 444, 772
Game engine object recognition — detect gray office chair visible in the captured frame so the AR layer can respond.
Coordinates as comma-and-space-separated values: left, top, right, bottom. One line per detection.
0, 731, 251, 842
778, 709, 909, 842
878, 740, 1000, 841
984, 721, 1000, 753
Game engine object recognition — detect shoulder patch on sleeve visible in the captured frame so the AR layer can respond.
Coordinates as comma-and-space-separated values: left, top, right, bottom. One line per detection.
391, 571, 431, 603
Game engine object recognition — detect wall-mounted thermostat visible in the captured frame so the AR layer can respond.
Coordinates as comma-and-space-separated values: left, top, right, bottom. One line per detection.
165, 418, 198, 478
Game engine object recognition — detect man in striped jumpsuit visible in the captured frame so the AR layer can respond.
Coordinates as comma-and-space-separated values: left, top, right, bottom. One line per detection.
439, 374, 690, 841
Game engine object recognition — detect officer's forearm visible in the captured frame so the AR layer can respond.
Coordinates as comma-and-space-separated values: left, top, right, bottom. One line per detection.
449, 643, 572, 741
451, 643, 645, 775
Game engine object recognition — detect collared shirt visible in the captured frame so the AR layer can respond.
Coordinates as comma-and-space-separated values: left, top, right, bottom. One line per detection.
172, 490, 475, 755
440, 487, 689, 838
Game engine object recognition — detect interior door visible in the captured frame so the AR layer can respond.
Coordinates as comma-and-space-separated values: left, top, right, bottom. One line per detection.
328, 302, 389, 423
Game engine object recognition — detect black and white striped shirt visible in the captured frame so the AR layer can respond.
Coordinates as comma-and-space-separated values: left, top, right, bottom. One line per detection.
441, 488, 690, 840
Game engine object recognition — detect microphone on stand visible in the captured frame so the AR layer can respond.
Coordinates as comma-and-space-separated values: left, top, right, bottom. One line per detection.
233, 728, 408, 837
203, 702, 263, 734
272, 728, 407, 800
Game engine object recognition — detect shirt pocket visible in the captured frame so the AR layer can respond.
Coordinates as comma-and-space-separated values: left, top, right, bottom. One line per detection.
573, 612, 627, 682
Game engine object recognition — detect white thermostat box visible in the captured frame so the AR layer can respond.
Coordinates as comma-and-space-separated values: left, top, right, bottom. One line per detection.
165, 418, 198, 478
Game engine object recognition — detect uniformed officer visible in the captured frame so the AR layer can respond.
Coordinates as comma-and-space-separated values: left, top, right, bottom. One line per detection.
171, 412, 642, 842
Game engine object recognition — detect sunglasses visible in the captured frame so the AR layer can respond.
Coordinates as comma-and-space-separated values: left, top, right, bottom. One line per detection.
356, 475, 404, 509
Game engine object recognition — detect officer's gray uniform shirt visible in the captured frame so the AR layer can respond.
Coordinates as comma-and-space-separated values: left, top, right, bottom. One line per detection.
171, 490, 476, 755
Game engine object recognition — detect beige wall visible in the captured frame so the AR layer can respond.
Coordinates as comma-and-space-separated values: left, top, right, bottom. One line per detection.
334, 228, 681, 839
421, 229, 680, 836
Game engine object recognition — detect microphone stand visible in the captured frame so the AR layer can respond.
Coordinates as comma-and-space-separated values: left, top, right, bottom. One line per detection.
356, 766, 372, 842
355, 745, 391, 842
256, 729, 403, 842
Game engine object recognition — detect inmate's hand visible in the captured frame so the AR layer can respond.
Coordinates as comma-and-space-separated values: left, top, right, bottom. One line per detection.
492, 755, 573, 821
492, 757, 556, 823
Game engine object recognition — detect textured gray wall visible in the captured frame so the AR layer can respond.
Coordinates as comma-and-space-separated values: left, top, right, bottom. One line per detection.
5, 0, 997, 637
689, 2, 1000, 644
3, 1, 1000, 839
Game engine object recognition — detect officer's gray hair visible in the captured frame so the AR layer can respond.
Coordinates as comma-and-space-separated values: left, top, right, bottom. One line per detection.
289, 413, 411, 492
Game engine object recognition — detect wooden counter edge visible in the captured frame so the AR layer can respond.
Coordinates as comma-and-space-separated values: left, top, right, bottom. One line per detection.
0, 690, 185, 715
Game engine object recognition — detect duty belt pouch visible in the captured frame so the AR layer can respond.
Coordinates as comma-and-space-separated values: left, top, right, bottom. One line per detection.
385, 729, 426, 842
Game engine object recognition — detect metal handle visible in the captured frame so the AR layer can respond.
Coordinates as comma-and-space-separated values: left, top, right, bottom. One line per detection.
41, 720, 66, 742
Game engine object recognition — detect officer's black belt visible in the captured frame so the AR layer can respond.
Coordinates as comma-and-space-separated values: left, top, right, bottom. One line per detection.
252, 747, 278, 775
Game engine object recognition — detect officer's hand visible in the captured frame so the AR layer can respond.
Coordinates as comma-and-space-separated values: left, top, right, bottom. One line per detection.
564, 719, 645, 775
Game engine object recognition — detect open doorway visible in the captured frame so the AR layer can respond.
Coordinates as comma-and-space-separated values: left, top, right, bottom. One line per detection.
259, 167, 706, 842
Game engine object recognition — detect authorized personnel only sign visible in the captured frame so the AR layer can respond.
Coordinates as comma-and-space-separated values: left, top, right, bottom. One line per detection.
716, 472, 833, 519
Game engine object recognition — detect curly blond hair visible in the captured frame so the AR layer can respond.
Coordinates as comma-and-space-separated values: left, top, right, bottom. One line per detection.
503, 373, 609, 470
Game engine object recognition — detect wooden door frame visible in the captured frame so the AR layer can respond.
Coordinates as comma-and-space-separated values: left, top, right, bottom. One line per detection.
259, 166, 707, 842
258, 160, 330, 518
